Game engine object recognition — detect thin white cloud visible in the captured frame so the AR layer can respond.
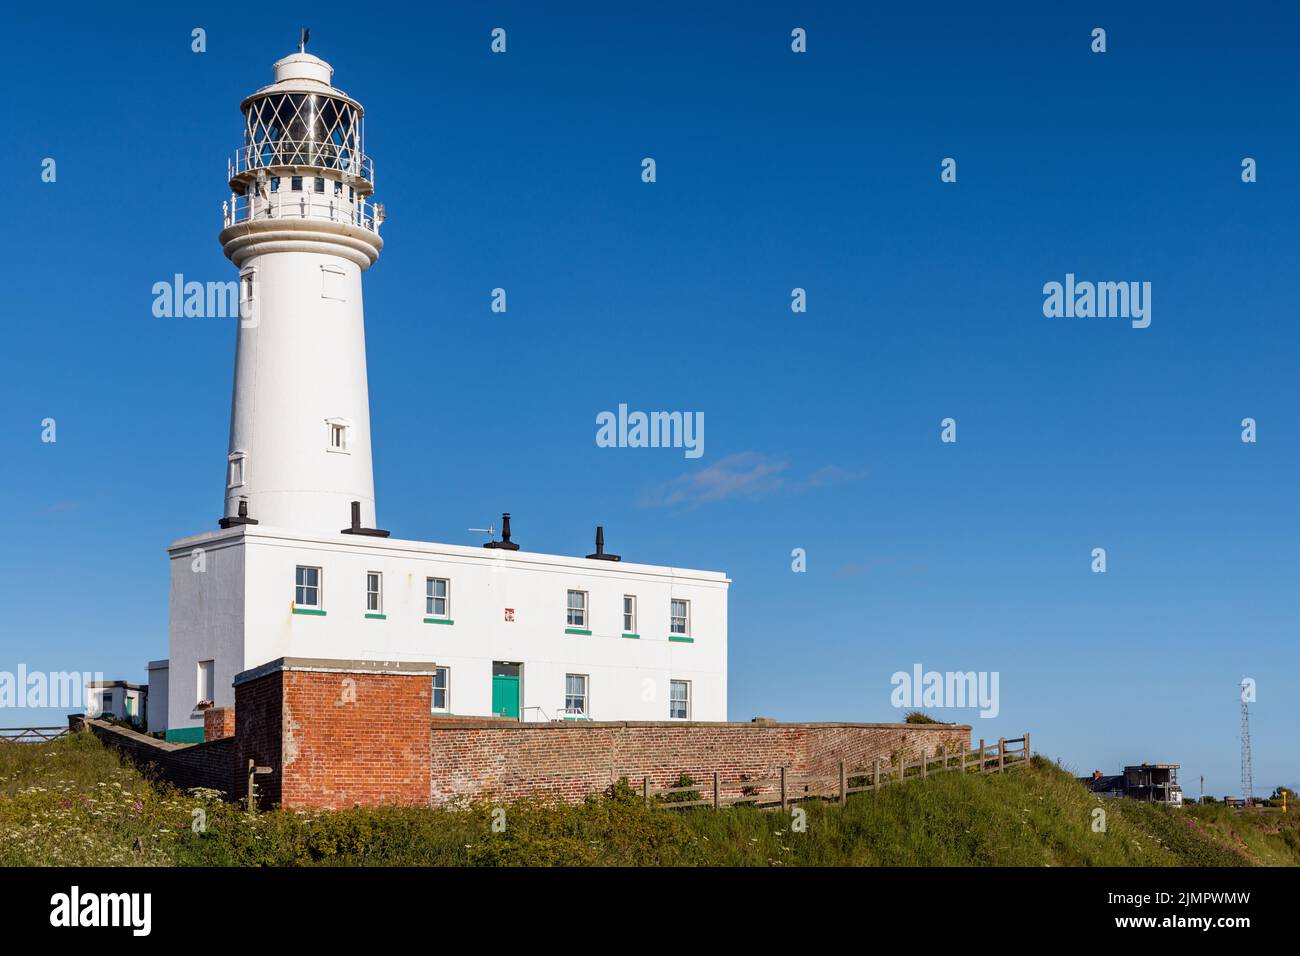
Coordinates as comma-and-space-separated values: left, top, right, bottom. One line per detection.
638, 452, 863, 508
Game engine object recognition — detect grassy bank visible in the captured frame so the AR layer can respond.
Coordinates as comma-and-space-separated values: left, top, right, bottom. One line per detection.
2, 733, 1297, 866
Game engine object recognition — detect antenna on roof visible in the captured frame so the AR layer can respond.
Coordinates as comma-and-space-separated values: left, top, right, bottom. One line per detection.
468, 524, 498, 540
299, 27, 311, 53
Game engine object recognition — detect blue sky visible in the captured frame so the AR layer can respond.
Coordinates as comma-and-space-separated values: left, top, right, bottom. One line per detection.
2, 1, 1296, 797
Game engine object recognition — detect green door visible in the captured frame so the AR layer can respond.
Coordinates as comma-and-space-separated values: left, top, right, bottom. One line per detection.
491, 664, 520, 719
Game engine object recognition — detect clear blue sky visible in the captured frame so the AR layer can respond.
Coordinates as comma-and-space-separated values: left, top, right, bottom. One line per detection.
2, 1, 1295, 798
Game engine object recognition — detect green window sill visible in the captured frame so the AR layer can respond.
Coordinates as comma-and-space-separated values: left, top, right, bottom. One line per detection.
669, 635, 694, 643
564, 628, 592, 636
424, 617, 454, 625
292, 608, 326, 616
621, 633, 640, 639
365, 613, 386, 620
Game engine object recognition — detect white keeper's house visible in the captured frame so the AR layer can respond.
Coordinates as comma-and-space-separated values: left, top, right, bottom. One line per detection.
150, 47, 729, 741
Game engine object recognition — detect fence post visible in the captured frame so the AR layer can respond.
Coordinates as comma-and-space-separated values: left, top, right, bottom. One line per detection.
873, 758, 881, 790
998, 738, 1006, 772
839, 761, 847, 806
921, 747, 927, 779
1023, 732, 1031, 766
713, 771, 720, 810
643, 776, 650, 806
978, 738, 985, 773
780, 766, 787, 812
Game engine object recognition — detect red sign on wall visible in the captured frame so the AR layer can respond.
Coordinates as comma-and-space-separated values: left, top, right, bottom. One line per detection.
504, 608, 515, 622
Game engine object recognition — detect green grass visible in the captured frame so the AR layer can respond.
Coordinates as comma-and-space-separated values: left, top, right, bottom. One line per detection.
3, 736, 1298, 866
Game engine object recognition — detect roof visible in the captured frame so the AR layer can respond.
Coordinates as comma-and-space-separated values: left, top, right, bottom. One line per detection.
1079, 774, 1125, 793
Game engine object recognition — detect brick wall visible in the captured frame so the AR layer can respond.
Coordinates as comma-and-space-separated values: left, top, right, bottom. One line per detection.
74, 717, 236, 796
204, 706, 235, 742
76, 661, 974, 811
427, 719, 970, 805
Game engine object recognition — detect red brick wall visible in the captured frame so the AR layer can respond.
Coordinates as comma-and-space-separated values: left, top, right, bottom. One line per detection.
233, 668, 284, 807
265, 670, 432, 809
204, 707, 235, 742
428, 720, 970, 805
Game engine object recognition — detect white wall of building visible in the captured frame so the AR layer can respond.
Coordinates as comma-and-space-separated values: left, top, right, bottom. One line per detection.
165, 524, 727, 734
146, 660, 169, 735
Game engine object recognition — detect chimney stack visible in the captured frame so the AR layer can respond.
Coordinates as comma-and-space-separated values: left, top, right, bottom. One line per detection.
484, 512, 520, 550
586, 525, 621, 561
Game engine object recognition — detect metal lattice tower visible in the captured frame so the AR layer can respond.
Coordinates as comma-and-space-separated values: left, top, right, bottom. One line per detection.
1240, 679, 1254, 807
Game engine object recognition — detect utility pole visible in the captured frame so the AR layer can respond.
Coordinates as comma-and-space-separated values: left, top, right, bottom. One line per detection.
1240, 678, 1254, 808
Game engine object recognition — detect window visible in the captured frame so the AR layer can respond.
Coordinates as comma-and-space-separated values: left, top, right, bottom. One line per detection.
326, 420, 348, 453
333, 181, 343, 196
313, 176, 325, 193
290, 175, 303, 191
366, 572, 382, 613
671, 599, 690, 636
670, 680, 690, 720
270, 176, 280, 192
100, 691, 114, 715
227, 453, 245, 488
348, 186, 355, 201
426, 577, 449, 618
565, 674, 588, 716
321, 266, 346, 301
240, 269, 256, 303
622, 595, 637, 634
295, 566, 321, 608
566, 590, 587, 628
198, 660, 215, 705
431, 667, 449, 712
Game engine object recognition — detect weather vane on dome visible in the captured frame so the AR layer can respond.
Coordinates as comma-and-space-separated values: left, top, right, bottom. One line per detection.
299, 27, 310, 53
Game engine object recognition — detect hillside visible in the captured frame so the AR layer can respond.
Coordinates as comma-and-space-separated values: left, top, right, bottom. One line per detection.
2, 733, 1297, 866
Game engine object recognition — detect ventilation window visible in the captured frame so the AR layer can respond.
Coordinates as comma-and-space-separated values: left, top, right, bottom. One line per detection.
270, 176, 280, 192
290, 176, 303, 191
314, 176, 325, 193
227, 453, 246, 488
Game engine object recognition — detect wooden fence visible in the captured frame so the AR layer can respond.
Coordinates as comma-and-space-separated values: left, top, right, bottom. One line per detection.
0, 726, 71, 744
646, 733, 1031, 811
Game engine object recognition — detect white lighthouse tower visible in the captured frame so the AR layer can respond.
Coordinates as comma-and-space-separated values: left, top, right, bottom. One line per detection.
218, 43, 386, 536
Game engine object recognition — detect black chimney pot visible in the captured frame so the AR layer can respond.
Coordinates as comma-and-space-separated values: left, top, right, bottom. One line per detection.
484, 512, 520, 550
586, 525, 621, 561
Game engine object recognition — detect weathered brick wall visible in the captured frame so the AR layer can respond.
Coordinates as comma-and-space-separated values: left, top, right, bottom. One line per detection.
250, 666, 433, 809
75, 718, 236, 796
204, 706, 235, 742
427, 720, 972, 805
233, 668, 283, 807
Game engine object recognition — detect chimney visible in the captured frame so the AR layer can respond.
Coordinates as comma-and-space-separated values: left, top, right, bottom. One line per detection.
339, 499, 390, 537
218, 495, 259, 528
586, 525, 621, 561
484, 512, 520, 551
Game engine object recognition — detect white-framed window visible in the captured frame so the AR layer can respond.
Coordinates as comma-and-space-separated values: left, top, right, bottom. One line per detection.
100, 691, 114, 715
426, 577, 449, 618
295, 566, 321, 608
623, 595, 637, 634
670, 680, 690, 720
431, 667, 449, 712
198, 660, 215, 706
227, 452, 246, 489
670, 599, 690, 636
565, 674, 588, 715
366, 572, 382, 613
326, 419, 349, 454
566, 590, 587, 628
321, 264, 346, 301
239, 268, 256, 304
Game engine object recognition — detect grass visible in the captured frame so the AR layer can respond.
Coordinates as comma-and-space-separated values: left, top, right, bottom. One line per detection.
3, 734, 1298, 866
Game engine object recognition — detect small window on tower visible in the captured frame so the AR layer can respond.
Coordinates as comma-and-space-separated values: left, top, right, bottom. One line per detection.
321, 265, 346, 302
326, 420, 349, 454
348, 187, 355, 201
291, 176, 303, 191
240, 269, 255, 303
270, 176, 280, 192
314, 177, 325, 193
333, 181, 343, 196
227, 453, 245, 488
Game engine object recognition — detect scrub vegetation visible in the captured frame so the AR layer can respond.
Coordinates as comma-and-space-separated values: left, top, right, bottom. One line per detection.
2, 733, 1297, 867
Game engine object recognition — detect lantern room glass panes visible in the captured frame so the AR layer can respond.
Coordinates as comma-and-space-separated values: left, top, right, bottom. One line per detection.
242, 92, 365, 178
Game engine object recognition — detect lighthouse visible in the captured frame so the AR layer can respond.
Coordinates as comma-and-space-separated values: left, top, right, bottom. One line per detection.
218, 47, 386, 535
154, 45, 728, 742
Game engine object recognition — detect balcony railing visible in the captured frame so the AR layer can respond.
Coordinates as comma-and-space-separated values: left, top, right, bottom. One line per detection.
222, 193, 384, 234
229, 140, 374, 185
